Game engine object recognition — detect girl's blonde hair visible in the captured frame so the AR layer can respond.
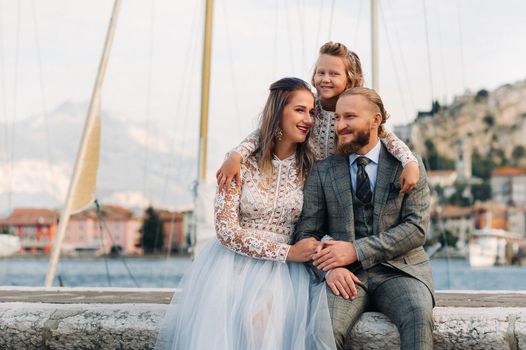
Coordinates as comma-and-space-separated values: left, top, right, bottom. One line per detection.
255, 77, 315, 177
311, 41, 364, 89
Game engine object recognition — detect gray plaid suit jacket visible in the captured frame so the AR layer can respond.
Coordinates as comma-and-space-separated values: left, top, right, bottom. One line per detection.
294, 144, 434, 301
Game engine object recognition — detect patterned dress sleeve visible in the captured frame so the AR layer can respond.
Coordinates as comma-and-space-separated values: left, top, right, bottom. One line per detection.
231, 130, 260, 161
380, 129, 417, 167
214, 181, 291, 262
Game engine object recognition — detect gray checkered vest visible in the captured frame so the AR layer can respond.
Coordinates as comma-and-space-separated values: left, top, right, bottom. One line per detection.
351, 183, 374, 239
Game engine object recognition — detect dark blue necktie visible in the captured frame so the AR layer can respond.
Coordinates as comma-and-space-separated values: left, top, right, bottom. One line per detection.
356, 156, 372, 203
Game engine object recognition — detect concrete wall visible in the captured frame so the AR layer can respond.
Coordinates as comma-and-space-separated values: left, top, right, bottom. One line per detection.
0, 288, 525, 349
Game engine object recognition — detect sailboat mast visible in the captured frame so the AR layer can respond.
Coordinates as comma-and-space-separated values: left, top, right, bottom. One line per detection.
371, 0, 379, 91
44, 0, 122, 287
197, 0, 214, 181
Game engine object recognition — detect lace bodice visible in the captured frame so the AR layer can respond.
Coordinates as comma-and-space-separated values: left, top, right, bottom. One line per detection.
215, 154, 304, 262
233, 99, 417, 166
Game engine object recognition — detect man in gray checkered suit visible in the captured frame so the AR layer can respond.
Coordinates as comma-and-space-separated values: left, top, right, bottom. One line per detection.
294, 87, 434, 350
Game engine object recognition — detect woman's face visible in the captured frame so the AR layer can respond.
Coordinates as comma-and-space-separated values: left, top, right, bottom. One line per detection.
313, 54, 349, 101
279, 90, 315, 144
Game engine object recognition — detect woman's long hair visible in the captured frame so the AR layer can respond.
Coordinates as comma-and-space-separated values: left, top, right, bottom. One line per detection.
255, 77, 316, 178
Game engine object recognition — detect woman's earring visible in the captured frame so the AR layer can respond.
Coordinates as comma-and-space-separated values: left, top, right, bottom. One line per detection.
276, 128, 283, 141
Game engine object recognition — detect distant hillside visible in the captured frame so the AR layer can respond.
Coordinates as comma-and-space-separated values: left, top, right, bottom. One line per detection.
410, 79, 526, 168
0, 101, 200, 212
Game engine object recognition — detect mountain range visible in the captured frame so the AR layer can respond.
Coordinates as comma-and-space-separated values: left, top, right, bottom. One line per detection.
0, 101, 201, 214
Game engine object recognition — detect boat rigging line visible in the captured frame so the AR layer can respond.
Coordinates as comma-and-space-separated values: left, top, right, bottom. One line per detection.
422, 0, 436, 103
7, 0, 22, 214
378, 1, 409, 120
141, 0, 157, 207
220, 0, 242, 138
384, 0, 417, 119
31, 0, 58, 200
95, 199, 140, 288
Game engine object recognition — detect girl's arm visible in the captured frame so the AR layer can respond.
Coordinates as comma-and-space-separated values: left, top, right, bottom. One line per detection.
216, 130, 259, 188
380, 130, 419, 193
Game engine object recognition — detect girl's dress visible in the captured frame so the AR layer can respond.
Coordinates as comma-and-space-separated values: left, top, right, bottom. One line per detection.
155, 154, 336, 350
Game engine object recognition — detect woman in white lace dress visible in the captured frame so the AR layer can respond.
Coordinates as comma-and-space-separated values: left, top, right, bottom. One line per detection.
155, 77, 336, 350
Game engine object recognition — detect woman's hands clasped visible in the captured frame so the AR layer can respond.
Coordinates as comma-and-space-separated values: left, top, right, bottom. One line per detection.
287, 238, 322, 262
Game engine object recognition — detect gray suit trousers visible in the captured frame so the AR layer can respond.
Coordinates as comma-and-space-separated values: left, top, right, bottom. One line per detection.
328, 266, 433, 350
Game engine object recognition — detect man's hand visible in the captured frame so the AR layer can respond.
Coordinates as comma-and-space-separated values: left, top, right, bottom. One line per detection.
326, 267, 363, 300
313, 240, 357, 271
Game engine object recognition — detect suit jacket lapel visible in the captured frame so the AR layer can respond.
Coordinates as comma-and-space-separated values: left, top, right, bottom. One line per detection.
373, 144, 401, 233
329, 156, 355, 240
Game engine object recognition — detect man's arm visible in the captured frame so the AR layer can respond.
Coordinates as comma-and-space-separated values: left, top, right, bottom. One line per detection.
293, 162, 328, 242
354, 159, 430, 269
293, 162, 328, 281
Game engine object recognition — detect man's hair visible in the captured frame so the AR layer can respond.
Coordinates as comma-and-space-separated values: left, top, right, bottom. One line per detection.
339, 87, 389, 137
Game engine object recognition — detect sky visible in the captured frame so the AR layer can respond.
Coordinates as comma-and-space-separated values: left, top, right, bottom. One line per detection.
1, 0, 526, 200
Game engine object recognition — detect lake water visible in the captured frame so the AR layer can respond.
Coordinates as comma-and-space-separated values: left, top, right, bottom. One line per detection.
1, 257, 526, 290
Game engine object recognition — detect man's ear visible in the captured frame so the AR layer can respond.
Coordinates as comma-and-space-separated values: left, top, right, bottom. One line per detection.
372, 112, 382, 129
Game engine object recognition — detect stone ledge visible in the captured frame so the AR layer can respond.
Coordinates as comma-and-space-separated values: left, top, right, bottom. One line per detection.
2, 287, 526, 307
0, 289, 525, 349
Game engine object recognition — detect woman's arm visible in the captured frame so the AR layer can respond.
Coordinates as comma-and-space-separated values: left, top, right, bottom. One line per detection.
214, 180, 291, 262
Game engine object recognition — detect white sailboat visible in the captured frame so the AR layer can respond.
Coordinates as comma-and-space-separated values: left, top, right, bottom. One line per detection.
0, 234, 20, 257
469, 228, 524, 268
44, 0, 121, 287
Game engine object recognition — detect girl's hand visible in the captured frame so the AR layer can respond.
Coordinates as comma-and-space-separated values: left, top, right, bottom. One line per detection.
400, 161, 419, 193
216, 153, 242, 189
287, 238, 322, 262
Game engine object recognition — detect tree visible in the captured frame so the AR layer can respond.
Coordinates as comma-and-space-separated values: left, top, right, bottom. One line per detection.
438, 229, 459, 248
512, 145, 526, 166
447, 182, 471, 207
423, 138, 455, 171
140, 206, 164, 253
472, 150, 498, 180
483, 115, 494, 127
431, 100, 441, 114
475, 89, 489, 103
472, 181, 492, 201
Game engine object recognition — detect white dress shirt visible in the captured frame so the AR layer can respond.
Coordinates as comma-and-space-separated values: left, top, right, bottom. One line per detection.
348, 140, 381, 193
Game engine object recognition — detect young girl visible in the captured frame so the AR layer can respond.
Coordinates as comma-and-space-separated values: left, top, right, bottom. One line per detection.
217, 42, 419, 191
155, 78, 336, 350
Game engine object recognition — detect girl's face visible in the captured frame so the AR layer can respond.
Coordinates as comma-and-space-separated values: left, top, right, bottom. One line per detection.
279, 90, 315, 144
313, 54, 349, 102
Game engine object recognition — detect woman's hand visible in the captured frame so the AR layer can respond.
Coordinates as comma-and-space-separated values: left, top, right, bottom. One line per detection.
216, 152, 242, 189
287, 238, 322, 262
400, 161, 419, 193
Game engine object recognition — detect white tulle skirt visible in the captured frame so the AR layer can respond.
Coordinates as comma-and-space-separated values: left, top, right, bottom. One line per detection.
155, 238, 336, 350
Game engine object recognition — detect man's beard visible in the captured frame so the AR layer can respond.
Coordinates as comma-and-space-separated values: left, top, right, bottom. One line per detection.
335, 129, 371, 156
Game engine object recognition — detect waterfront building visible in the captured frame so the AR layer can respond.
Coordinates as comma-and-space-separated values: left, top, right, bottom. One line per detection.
491, 166, 526, 206
0, 208, 58, 254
